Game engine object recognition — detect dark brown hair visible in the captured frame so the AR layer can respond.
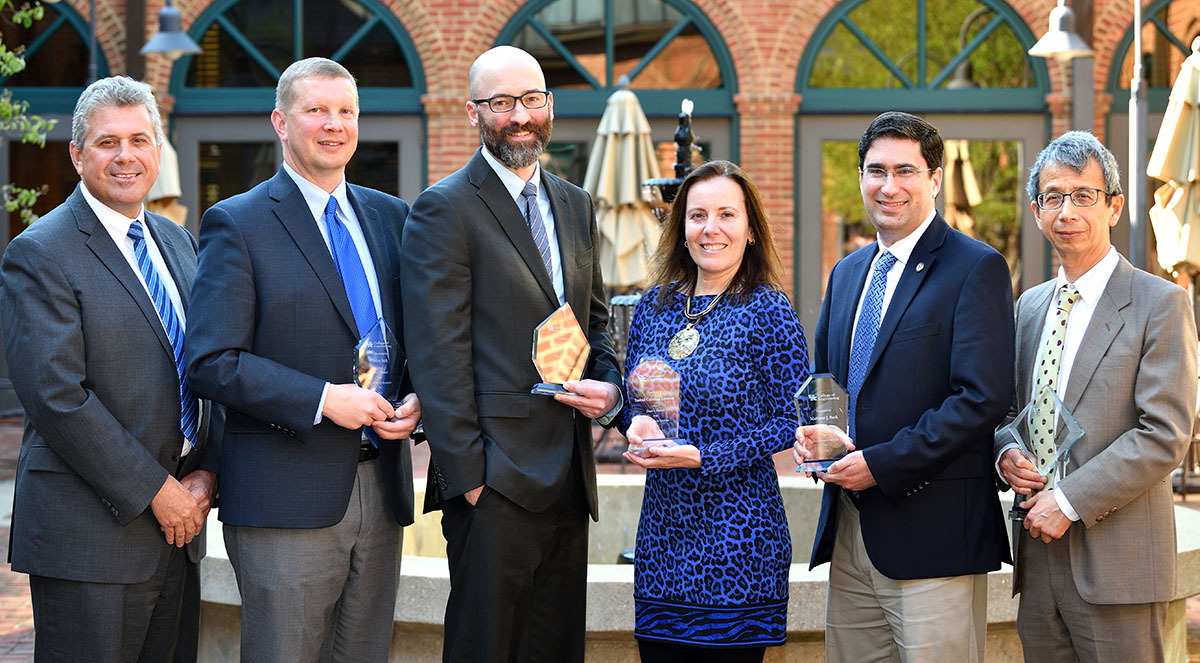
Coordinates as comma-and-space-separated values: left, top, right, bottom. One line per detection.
648, 160, 784, 309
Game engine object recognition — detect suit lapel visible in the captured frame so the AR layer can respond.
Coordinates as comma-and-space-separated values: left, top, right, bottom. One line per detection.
347, 186, 397, 327
1063, 257, 1131, 412
146, 214, 194, 313
544, 172, 581, 307
267, 170, 359, 337
468, 152, 558, 306
1016, 282, 1055, 403
864, 216, 947, 379
71, 189, 175, 360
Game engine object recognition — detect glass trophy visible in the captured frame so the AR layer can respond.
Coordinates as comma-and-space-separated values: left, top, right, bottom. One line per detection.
531, 303, 590, 396
996, 385, 1085, 521
794, 373, 852, 472
625, 357, 687, 456
354, 318, 403, 406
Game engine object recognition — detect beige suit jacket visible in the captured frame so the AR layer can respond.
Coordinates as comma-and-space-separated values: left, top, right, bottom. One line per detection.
1001, 255, 1196, 604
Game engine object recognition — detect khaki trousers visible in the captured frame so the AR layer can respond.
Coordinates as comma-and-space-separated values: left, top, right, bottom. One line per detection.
825, 491, 988, 663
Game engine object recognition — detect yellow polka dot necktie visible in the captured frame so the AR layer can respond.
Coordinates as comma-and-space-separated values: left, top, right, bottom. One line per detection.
1030, 284, 1080, 489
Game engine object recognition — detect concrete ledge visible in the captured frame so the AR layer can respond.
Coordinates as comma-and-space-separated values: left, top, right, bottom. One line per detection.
198, 477, 1200, 663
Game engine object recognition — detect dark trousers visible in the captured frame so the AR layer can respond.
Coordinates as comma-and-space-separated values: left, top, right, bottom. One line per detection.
439, 466, 589, 663
637, 640, 766, 663
30, 546, 198, 663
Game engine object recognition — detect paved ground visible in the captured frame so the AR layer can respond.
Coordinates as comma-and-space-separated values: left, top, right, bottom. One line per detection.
0, 420, 1194, 661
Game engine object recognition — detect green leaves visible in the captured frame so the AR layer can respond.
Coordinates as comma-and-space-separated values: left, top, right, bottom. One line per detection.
1, 0, 55, 225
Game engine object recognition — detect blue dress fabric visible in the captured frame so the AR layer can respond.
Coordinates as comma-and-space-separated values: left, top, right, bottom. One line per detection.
621, 284, 811, 648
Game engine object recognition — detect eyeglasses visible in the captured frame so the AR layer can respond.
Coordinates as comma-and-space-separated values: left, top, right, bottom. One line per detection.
471, 90, 549, 113
1035, 187, 1112, 211
860, 166, 933, 182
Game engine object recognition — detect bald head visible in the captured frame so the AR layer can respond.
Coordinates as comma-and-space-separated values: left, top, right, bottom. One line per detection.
468, 46, 545, 99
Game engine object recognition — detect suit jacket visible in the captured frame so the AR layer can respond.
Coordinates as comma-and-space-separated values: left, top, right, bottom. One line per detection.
400, 149, 621, 520
0, 187, 220, 583
186, 168, 415, 528
809, 215, 1014, 579
998, 255, 1196, 604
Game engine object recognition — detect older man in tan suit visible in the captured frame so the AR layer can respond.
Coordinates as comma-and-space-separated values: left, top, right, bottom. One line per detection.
997, 131, 1197, 663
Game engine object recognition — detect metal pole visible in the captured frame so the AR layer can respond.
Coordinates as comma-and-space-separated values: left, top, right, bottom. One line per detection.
1128, 0, 1147, 270
87, 0, 98, 83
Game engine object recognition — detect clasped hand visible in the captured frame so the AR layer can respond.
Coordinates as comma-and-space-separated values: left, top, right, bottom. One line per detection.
150, 469, 218, 547
792, 424, 876, 491
323, 384, 422, 439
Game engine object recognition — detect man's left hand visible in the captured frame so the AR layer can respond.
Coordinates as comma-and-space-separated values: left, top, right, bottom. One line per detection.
819, 450, 876, 491
555, 380, 619, 419
1021, 490, 1071, 543
372, 392, 421, 440
179, 470, 218, 520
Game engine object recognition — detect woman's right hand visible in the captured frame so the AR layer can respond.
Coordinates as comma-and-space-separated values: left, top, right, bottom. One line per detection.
626, 415, 666, 450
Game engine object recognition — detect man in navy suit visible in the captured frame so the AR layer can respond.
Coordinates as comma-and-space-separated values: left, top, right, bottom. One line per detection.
186, 58, 420, 662
794, 111, 1013, 662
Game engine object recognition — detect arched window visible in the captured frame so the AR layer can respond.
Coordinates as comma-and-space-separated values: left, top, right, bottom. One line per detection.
171, 0, 424, 114
1108, 0, 1200, 112
0, 2, 108, 112
797, 0, 1048, 112
497, 0, 736, 117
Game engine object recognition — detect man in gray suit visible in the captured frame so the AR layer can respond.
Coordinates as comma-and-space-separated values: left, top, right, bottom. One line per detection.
997, 131, 1197, 662
0, 76, 219, 661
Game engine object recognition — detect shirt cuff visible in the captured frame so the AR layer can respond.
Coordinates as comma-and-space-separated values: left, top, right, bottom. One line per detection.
596, 388, 624, 426
1053, 487, 1080, 522
315, 382, 330, 425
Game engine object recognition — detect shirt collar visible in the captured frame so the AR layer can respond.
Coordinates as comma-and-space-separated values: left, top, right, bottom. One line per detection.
481, 146, 542, 204
1056, 246, 1119, 307
282, 161, 350, 221
875, 209, 936, 267
79, 181, 145, 236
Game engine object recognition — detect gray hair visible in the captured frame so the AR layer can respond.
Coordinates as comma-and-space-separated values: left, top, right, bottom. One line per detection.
1026, 131, 1123, 203
71, 76, 164, 150
275, 58, 357, 113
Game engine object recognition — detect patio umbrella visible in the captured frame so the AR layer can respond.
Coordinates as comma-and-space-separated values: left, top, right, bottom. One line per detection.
1148, 37, 1200, 277
582, 80, 663, 288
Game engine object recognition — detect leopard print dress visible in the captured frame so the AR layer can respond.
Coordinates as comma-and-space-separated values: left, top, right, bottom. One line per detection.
621, 284, 811, 648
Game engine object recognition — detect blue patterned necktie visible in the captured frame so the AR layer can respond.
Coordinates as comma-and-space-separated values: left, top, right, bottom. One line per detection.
846, 251, 897, 440
324, 196, 378, 337
127, 221, 197, 451
520, 181, 554, 280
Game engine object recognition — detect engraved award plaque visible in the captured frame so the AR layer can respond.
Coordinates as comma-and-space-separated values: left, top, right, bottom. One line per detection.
530, 303, 590, 396
625, 357, 687, 456
794, 373, 852, 472
354, 318, 403, 403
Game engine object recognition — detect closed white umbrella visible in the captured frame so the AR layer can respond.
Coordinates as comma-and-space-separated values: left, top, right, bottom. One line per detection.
583, 81, 663, 288
1148, 38, 1200, 276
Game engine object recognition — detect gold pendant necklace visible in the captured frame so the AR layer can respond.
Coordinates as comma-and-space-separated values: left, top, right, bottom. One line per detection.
668, 287, 728, 360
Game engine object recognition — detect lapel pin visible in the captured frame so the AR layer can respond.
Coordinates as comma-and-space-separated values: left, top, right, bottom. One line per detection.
915, 262, 925, 272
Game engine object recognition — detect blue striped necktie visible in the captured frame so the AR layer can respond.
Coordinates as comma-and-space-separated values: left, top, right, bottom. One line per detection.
520, 181, 554, 280
127, 221, 198, 450
846, 251, 897, 440
324, 195, 378, 337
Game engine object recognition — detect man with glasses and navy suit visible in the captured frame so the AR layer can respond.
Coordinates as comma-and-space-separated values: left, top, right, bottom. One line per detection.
186, 57, 420, 662
401, 46, 622, 663
794, 111, 1013, 662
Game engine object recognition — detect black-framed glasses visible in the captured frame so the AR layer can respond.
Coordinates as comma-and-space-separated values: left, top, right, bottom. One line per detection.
1035, 187, 1112, 211
471, 90, 549, 113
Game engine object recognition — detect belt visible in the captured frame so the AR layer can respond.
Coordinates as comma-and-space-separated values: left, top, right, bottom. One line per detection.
359, 441, 379, 463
